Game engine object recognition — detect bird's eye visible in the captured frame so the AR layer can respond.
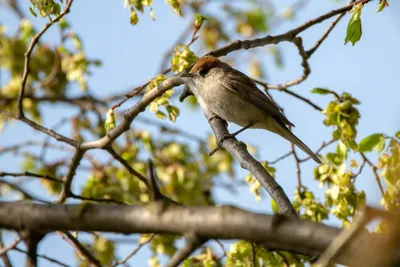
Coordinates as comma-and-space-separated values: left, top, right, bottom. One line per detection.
199, 68, 209, 77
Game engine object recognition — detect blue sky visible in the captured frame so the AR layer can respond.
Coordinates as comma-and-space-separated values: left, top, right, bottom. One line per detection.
1, 0, 400, 266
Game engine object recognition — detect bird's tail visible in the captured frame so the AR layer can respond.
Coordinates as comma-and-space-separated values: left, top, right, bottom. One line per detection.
275, 124, 322, 164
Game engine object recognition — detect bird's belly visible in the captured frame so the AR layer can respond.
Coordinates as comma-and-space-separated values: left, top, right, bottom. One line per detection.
208, 96, 266, 128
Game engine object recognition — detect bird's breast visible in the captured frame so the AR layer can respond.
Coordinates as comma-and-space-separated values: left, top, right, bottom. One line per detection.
200, 82, 266, 128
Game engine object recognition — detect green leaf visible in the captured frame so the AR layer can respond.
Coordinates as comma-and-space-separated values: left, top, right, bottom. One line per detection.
194, 13, 208, 29
344, 5, 363, 46
376, 138, 386, 153
29, 7, 38, 17
377, 0, 389, 12
104, 109, 116, 132
130, 11, 139, 25
311, 88, 331, 95
155, 110, 166, 119
271, 200, 279, 214
150, 8, 156, 21
358, 133, 384, 152
395, 131, 400, 139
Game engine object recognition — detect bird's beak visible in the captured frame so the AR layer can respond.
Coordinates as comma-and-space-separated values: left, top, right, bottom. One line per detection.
179, 85, 193, 102
180, 73, 196, 78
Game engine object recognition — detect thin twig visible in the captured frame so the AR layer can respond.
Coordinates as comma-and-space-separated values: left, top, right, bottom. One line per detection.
148, 160, 163, 201
299, 139, 336, 163
0, 237, 21, 257
0, 110, 78, 147
291, 144, 302, 189
59, 231, 101, 267
14, 247, 70, 267
281, 89, 323, 111
166, 233, 207, 267
351, 159, 366, 181
208, 0, 370, 58
267, 37, 310, 90
306, 12, 346, 57
360, 153, 385, 197
16, 0, 74, 118
55, 148, 84, 203
113, 234, 156, 266
268, 151, 293, 165
0, 171, 63, 183
0, 180, 50, 203
107, 147, 151, 189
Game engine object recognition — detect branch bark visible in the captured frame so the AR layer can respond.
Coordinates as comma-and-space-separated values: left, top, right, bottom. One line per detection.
0, 202, 393, 266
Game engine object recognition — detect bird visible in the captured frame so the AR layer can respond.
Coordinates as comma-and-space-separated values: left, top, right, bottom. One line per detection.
180, 56, 322, 164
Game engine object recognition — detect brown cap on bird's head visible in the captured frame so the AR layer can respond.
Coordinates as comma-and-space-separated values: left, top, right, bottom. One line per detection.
189, 56, 222, 74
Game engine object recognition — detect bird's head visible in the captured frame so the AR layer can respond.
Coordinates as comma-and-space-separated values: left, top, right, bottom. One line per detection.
179, 56, 230, 102
181, 56, 228, 80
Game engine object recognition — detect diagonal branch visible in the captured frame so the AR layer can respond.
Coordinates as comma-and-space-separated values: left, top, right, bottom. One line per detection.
107, 147, 151, 189
58, 231, 101, 267
306, 12, 346, 57
81, 76, 186, 150
113, 233, 156, 266
205, 112, 297, 217
0, 236, 21, 257
208, 0, 369, 58
16, 0, 74, 118
55, 148, 84, 203
0, 110, 78, 147
166, 233, 207, 267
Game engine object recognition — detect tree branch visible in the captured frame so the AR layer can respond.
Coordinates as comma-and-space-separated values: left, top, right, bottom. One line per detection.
166, 233, 207, 267
205, 112, 297, 217
59, 231, 101, 267
55, 148, 84, 203
0, 202, 393, 266
0, 171, 63, 183
208, 0, 369, 58
113, 233, 156, 266
107, 147, 151, 189
16, 0, 74, 118
81, 75, 186, 150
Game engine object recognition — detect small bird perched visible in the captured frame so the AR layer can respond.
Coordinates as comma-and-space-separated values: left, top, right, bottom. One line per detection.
181, 56, 322, 164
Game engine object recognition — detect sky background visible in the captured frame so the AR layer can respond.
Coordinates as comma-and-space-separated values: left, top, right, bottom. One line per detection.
1, 0, 400, 266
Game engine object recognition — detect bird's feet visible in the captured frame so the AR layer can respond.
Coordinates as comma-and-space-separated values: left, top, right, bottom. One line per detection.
208, 122, 255, 156
209, 133, 235, 156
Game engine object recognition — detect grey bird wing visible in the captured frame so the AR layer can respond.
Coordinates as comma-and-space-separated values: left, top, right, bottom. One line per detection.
221, 69, 294, 127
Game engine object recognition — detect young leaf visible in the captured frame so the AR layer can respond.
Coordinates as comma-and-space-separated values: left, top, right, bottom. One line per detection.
104, 109, 116, 132
29, 7, 38, 17
194, 14, 208, 30
311, 88, 331, 95
376, 138, 386, 153
344, 4, 363, 46
130, 11, 139, 25
377, 0, 389, 12
358, 133, 384, 152
395, 131, 400, 139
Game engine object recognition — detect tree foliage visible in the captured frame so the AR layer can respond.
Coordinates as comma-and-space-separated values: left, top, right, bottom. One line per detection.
0, 0, 399, 266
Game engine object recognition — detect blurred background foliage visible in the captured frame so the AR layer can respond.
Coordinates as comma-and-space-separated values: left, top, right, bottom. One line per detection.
0, 0, 398, 266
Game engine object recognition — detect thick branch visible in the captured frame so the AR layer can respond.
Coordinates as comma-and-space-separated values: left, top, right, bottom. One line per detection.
205, 112, 297, 217
0, 202, 392, 266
